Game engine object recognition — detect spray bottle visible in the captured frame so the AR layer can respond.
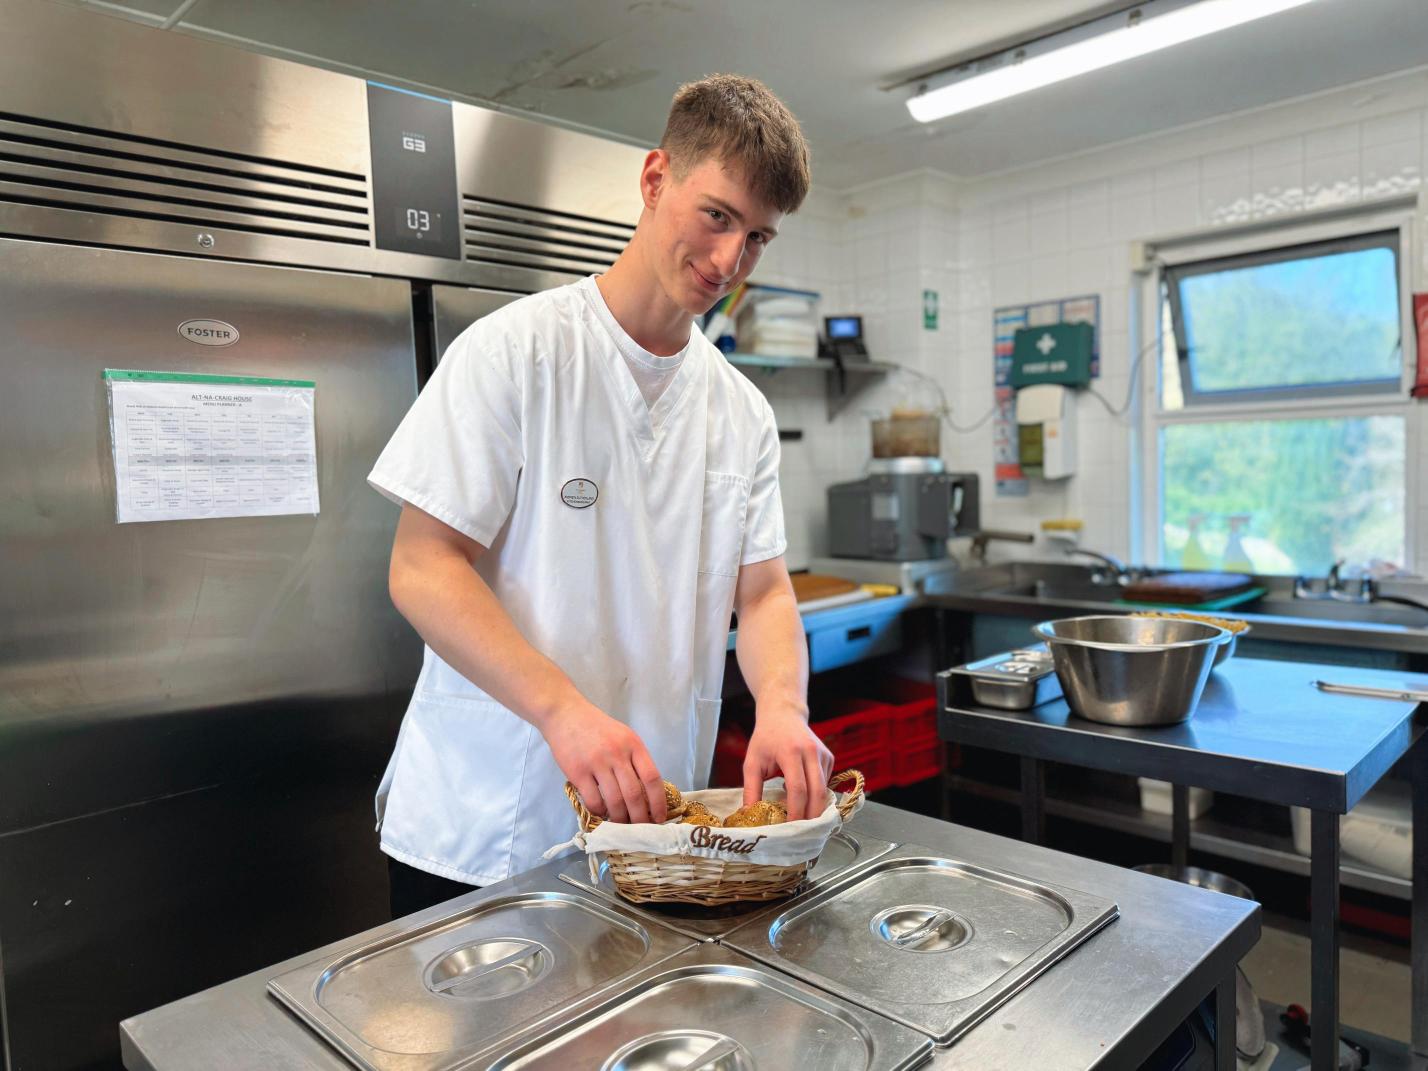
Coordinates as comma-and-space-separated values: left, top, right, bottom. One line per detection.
1181, 513, 1211, 571
1223, 515, 1254, 574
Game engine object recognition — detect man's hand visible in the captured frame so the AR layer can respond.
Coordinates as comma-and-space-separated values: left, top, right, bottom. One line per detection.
742, 704, 834, 822
541, 702, 667, 824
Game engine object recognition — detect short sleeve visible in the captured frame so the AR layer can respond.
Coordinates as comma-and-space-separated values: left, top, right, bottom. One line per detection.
367, 325, 523, 547
740, 400, 788, 565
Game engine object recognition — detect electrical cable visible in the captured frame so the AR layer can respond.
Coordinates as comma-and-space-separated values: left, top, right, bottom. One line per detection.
1086, 267, 1169, 419
886, 264, 1171, 430
1085, 332, 1161, 419
887, 362, 999, 433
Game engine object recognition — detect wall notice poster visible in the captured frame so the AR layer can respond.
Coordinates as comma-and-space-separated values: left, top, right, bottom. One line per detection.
104, 370, 319, 523
992, 295, 1100, 497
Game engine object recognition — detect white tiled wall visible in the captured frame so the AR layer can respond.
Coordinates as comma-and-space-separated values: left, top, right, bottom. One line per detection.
753, 66, 1428, 573
753, 174, 962, 568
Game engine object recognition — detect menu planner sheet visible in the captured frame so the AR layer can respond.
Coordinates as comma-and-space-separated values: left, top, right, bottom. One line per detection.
104, 370, 319, 523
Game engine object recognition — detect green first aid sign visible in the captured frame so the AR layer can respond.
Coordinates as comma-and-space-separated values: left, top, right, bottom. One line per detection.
922, 289, 938, 330
1009, 322, 1094, 387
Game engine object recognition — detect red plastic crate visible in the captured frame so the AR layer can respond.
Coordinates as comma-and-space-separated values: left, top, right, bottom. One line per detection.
835, 743, 896, 793
843, 677, 940, 777
863, 677, 938, 708
709, 723, 749, 788
810, 701, 893, 757
851, 679, 936, 737
894, 736, 944, 786
890, 703, 938, 745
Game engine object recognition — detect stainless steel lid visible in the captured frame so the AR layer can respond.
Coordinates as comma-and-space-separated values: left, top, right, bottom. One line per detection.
722, 844, 1118, 1045
477, 943, 932, 1070
268, 876, 694, 1071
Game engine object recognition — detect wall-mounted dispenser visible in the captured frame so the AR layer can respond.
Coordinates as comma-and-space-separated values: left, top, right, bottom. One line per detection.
1009, 322, 1094, 480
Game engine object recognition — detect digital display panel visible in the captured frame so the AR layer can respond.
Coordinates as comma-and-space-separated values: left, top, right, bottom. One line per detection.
393, 206, 445, 245
826, 315, 863, 340
367, 82, 461, 260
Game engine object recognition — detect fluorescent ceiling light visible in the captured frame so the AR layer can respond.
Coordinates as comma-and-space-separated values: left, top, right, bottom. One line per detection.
907, 0, 1319, 123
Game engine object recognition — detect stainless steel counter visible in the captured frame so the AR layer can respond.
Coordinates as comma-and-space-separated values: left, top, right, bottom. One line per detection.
929, 561, 1428, 655
939, 657, 1428, 1070
120, 801, 1259, 1071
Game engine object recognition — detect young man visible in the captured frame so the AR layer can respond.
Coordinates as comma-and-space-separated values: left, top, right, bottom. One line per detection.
368, 74, 831, 918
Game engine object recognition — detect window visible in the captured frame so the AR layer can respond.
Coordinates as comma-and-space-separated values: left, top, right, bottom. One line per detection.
1145, 216, 1411, 577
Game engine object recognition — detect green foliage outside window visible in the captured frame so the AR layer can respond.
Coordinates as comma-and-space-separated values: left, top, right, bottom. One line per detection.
1161, 417, 1404, 574
1159, 235, 1405, 575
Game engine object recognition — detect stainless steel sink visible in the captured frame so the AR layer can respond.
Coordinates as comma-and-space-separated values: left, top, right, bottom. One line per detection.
721, 845, 1118, 1045
990, 579, 1128, 603
480, 944, 932, 1071
936, 562, 1428, 631
1233, 596, 1428, 627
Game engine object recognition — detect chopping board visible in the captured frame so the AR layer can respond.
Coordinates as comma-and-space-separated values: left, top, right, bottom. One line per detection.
791, 573, 877, 613
1120, 572, 1258, 607
791, 573, 860, 604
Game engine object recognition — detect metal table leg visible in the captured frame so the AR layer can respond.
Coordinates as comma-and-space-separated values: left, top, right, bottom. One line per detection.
1021, 756, 1045, 845
1214, 969, 1236, 1070
1172, 783, 1190, 871
1413, 733, 1427, 1056
1310, 807, 1341, 1071
939, 742, 952, 822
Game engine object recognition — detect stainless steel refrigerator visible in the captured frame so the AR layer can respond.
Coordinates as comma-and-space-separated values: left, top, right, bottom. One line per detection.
0, 238, 422, 1070
0, 2, 641, 1063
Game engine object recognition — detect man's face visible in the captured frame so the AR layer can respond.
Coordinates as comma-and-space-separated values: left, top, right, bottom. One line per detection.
642, 151, 785, 315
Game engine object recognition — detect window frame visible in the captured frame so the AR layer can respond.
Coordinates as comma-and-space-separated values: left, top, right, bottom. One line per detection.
1133, 201, 1418, 574
1164, 229, 1403, 405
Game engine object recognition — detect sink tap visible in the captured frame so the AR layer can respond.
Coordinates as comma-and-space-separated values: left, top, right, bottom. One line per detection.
1327, 559, 1346, 596
1066, 548, 1130, 585
1331, 569, 1375, 604
968, 529, 1035, 563
1295, 560, 1375, 603
1320, 558, 1377, 602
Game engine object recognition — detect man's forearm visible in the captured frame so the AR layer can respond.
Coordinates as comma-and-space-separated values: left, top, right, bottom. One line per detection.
390, 545, 582, 732
734, 584, 809, 719
388, 507, 667, 822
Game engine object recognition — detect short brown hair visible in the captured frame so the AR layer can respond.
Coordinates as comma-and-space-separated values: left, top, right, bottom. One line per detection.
660, 74, 810, 214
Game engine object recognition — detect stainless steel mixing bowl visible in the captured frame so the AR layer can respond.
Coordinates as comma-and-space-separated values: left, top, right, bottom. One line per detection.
1131, 864, 1254, 901
1030, 615, 1230, 726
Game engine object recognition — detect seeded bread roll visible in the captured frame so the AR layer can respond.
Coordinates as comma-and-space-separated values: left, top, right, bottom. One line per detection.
662, 780, 685, 819
724, 800, 787, 827
679, 812, 723, 827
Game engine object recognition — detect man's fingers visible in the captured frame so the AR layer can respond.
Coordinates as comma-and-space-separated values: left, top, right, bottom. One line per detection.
632, 749, 666, 823
594, 769, 629, 823
742, 753, 769, 808
575, 774, 607, 818
804, 752, 828, 820
783, 758, 808, 823
614, 762, 650, 824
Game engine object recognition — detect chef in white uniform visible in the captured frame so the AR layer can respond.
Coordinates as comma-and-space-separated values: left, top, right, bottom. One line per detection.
367, 73, 832, 915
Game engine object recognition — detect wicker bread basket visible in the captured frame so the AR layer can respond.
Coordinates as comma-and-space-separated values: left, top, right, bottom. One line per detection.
562, 769, 865, 907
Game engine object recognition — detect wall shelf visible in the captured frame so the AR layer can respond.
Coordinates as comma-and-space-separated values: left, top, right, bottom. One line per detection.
724, 352, 898, 419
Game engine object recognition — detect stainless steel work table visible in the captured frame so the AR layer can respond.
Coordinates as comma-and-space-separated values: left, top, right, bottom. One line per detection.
939, 656, 1428, 1071
121, 801, 1258, 1071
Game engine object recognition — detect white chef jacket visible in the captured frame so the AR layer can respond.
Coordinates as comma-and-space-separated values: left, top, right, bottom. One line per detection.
367, 277, 786, 885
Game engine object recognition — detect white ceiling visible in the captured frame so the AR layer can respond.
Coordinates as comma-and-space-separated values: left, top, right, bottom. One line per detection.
69, 0, 1428, 188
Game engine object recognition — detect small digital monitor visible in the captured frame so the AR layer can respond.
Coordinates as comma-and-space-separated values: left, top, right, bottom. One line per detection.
825, 315, 863, 340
